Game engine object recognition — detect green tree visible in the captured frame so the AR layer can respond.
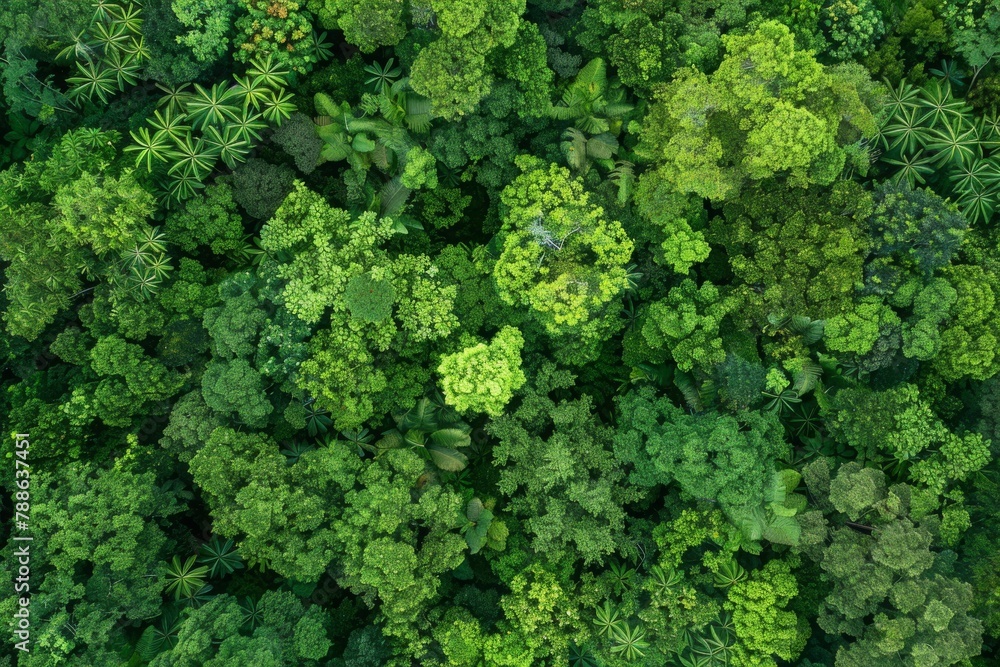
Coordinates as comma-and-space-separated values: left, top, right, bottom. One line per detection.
172, 0, 238, 64
258, 181, 457, 428
307, 0, 406, 53
437, 326, 526, 416
493, 156, 633, 353
724, 559, 809, 667
164, 182, 247, 256
636, 20, 880, 201
189, 430, 465, 648
633, 174, 710, 274
867, 183, 968, 279
802, 460, 984, 667
0, 129, 166, 339
488, 364, 641, 564
147, 592, 331, 666
409, 0, 524, 119
614, 386, 790, 528
489, 562, 585, 663
712, 181, 873, 323
0, 457, 183, 665
828, 384, 991, 494
640, 279, 732, 373
201, 358, 274, 427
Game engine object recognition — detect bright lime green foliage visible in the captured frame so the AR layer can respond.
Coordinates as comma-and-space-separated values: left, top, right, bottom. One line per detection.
260, 182, 455, 331
724, 559, 808, 667
825, 298, 901, 355
634, 174, 710, 274
494, 562, 585, 663
642, 279, 732, 373
259, 181, 386, 325
932, 265, 1000, 381
494, 156, 633, 347
888, 264, 1000, 380
432, 609, 485, 665
437, 326, 526, 416
400, 146, 438, 190
637, 20, 879, 201
53, 170, 155, 256
260, 181, 457, 428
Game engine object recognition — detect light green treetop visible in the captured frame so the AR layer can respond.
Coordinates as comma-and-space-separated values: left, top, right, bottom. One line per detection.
637, 20, 880, 201
494, 156, 633, 346
437, 326, 527, 416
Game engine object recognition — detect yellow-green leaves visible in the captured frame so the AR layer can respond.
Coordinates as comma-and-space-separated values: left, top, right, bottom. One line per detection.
494, 157, 634, 350
437, 326, 526, 416
637, 21, 879, 201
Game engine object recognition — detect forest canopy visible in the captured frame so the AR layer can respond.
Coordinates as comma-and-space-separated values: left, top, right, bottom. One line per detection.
2, 0, 1000, 666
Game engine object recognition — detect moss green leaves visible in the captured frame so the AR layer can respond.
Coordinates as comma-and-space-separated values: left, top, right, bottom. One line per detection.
344, 273, 397, 322
641, 279, 732, 373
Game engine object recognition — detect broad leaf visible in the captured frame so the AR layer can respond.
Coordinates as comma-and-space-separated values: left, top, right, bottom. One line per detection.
426, 443, 468, 471
431, 428, 472, 449
466, 497, 484, 522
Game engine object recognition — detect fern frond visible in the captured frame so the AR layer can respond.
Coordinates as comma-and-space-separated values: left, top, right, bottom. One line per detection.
561, 128, 589, 172
674, 370, 703, 412
602, 102, 635, 118
610, 160, 635, 205
791, 359, 823, 397
378, 176, 411, 218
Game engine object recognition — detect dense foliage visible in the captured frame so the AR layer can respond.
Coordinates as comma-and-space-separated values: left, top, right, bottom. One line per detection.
3, 1, 1000, 665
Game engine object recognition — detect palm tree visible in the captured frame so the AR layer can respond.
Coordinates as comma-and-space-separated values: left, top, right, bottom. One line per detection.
549, 58, 634, 135
66, 61, 117, 104
204, 125, 250, 169
247, 55, 290, 90
125, 127, 178, 170
185, 83, 242, 130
